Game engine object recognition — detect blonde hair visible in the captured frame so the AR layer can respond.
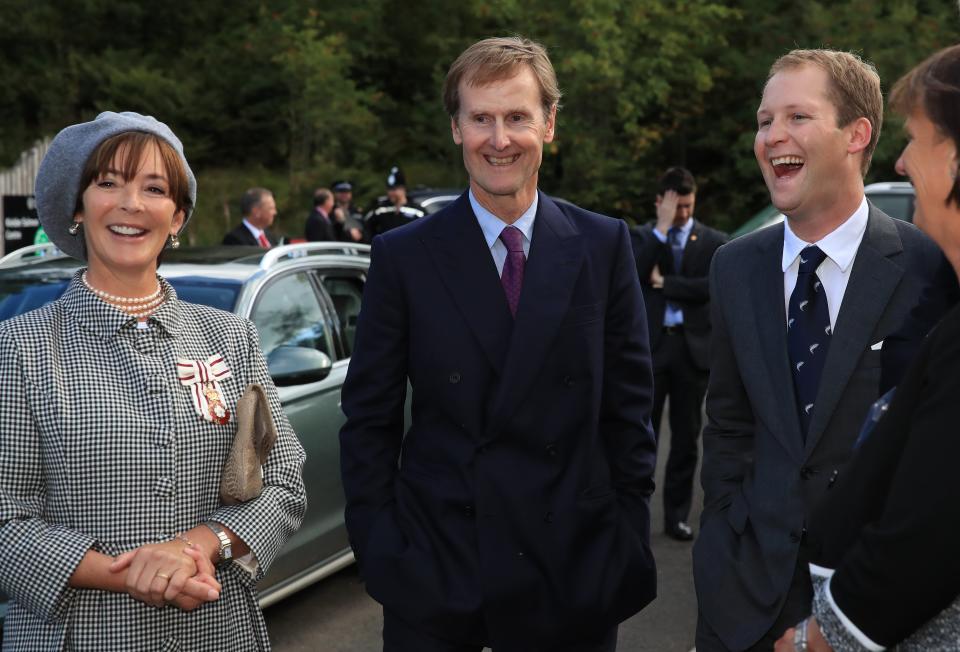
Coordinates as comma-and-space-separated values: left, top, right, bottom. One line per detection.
769, 49, 883, 176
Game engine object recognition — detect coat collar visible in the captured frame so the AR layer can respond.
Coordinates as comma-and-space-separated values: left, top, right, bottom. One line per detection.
62, 269, 183, 340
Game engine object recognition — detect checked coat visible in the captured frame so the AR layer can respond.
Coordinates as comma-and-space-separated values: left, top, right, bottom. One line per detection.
0, 273, 306, 651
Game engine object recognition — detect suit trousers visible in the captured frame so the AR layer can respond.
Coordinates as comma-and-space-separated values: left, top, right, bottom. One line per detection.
695, 553, 813, 651
383, 610, 618, 652
651, 329, 708, 526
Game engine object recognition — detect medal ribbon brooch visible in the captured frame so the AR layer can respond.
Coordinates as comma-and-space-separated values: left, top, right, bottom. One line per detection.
177, 354, 232, 425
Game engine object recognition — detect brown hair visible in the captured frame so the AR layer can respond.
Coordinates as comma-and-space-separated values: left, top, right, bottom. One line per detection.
768, 49, 883, 176
890, 44, 960, 207
75, 131, 192, 219
443, 36, 561, 122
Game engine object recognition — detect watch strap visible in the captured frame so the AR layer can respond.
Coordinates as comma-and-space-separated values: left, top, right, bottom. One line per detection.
204, 521, 233, 564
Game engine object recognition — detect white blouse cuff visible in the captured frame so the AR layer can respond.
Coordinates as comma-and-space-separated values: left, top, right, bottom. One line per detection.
821, 573, 886, 651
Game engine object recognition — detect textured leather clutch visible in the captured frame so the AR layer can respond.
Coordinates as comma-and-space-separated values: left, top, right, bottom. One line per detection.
220, 384, 278, 505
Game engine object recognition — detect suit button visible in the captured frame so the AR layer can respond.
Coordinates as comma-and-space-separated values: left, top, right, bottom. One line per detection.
789, 530, 802, 543
800, 466, 816, 479
449, 372, 461, 384
563, 375, 575, 387
464, 504, 475, 517
544, 511, 554, 523
544, 443, 558, 457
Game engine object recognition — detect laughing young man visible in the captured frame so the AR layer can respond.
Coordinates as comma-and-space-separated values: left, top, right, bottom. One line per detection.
692, 49, 945, 651
339, 37, 657, 652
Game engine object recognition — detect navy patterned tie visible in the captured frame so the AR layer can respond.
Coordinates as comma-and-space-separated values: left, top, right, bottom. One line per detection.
499, 226, 525, 317
666, 227, 684, 313
788, 246, 831, 438
667, 226, 684, 272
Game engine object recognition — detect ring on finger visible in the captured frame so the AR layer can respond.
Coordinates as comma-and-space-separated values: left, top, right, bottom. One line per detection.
156, 572, 171, 580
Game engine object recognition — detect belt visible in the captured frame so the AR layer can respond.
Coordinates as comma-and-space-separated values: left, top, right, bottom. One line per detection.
662, 325, 684, 335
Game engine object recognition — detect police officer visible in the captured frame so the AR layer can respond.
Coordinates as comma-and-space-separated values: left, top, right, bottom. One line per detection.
363, 166, 426, 241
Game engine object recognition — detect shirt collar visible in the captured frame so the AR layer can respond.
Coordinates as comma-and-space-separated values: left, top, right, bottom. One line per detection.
62, 270, 182, 339
781, 195, 869, 273
469, 189, 538, 249
242, 219, 265, 239
673, 217, 695, 237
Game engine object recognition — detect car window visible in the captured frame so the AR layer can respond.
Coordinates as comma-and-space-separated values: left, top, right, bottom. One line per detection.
251, 272, 334, 358
320, 274, 364, 357
868, 193, 914, 223
0, 278, 69, 321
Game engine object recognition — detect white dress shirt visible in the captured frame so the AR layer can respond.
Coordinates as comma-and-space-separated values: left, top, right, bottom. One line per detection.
469, 189, 537, 276
242, 218, 268, 242
652, 217, 695, 326
782, 196, 869, 329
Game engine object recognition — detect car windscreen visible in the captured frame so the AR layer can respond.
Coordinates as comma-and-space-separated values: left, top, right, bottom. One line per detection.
0, 277, 71, 321
167, 277, 240, 312
0, 275, 241, 321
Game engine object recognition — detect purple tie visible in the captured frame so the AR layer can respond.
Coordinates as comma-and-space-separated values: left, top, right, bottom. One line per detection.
499, 226, 526, 317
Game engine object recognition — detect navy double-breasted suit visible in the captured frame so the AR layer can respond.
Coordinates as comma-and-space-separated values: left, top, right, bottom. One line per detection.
339, 192, 658, 648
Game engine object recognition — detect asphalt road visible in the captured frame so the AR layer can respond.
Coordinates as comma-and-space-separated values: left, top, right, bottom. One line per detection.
265, 403, 703, 651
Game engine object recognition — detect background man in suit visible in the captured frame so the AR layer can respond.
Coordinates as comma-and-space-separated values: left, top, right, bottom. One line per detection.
630, 167, 727, 542
693, 49, 945, 652
305, 187, 338, 241
222, 187, 279, 247
339, 36, 657, 652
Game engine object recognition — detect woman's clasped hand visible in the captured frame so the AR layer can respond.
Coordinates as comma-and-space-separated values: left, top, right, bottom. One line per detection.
110, 540, 221, 610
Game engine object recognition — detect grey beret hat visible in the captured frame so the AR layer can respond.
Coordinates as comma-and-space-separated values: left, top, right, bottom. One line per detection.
35, 111, 197, 261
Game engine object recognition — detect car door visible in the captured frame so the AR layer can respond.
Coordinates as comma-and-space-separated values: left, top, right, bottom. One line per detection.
248, 268, 351, 593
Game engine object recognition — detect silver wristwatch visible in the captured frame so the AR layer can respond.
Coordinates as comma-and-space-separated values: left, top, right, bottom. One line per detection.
204, 521, 233, 565
794, 617, 809, 652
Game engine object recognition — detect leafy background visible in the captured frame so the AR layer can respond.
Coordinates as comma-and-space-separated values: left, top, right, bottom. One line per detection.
1, 0, 957, 243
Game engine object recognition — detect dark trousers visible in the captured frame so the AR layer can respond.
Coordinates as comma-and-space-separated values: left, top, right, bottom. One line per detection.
651, 329, 709, 526
383, 609, 618, 652
695, 555, 813, 651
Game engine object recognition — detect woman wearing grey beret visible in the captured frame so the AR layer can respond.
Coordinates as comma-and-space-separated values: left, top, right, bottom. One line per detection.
0, 112, 306, 650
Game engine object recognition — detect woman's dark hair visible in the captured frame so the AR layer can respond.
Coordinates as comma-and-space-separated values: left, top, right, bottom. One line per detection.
74, 131, 192, 218
891, 44, 960, 207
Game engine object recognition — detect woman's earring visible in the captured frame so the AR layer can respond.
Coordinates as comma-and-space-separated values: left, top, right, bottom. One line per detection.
68, 221, 81, 236
170, 233, 181, 249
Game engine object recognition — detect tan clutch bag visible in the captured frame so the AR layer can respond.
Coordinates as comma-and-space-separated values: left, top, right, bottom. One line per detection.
220, 384, 278, 505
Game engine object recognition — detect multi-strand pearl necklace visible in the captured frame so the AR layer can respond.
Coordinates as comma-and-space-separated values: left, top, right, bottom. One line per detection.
82, 271, 166, 319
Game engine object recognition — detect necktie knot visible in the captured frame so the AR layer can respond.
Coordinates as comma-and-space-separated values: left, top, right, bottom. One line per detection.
798, 246, 827, 274
499, 226, 525, 253
667, 226, 681, 244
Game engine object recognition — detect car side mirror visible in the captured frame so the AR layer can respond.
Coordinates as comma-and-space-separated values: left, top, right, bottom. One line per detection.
267, 346, 333, 386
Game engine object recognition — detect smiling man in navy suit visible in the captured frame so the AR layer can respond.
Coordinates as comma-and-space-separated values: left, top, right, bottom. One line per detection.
339, 36, 658, 652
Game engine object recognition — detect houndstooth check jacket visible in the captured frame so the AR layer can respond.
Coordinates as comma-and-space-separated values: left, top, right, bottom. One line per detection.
0, 272, 306, 651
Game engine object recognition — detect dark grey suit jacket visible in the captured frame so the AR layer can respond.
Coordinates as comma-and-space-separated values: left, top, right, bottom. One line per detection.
692, 204, 944, 650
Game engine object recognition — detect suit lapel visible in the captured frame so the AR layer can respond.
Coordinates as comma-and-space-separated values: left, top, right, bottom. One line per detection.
751, 229, 805, 457
805, 207, 905, 453
681, 221, 703, 273
422, 193, 513, 375
486, 194, 584, 437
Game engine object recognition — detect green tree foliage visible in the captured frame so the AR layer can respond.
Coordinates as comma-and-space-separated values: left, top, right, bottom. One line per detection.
1, 0, 958, 240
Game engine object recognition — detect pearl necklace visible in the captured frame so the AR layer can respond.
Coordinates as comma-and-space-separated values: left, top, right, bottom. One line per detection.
82, 271, 167, 318
82, 272, 162, 305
